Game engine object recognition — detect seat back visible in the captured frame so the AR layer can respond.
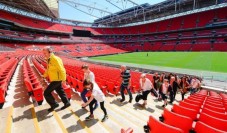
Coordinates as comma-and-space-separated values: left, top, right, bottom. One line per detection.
179, 101, 201, 112
202, 107, 227, 120
172, 104, 198, 120
198, 112, 227, 131
203, 104, 225, 113
148, 116, 183, 133
194, 121, 226, 133
163, 109, 193, 133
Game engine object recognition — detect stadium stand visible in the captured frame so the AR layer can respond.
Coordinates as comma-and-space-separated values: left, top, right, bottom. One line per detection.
0, 0, 226, 132
0, 58, 18, 108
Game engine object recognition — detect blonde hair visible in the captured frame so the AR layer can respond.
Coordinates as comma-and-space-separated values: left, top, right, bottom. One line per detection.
141, 73, 146, 78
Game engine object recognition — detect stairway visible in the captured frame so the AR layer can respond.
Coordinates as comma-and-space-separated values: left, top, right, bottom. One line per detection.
0, 90, 186, 133
0, 58, 187, 133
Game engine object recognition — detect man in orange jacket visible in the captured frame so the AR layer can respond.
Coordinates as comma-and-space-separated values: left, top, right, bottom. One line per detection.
43, 46, 70, 112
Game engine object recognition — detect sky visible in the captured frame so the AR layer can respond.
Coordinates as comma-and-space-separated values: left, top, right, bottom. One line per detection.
59, 0, 166, 22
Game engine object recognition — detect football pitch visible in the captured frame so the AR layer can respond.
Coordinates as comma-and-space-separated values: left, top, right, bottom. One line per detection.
90, 52, 227, 73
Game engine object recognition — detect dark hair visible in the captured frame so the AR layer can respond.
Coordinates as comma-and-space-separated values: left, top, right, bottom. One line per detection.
83, 79, 93, 89
81, 64, 89, 69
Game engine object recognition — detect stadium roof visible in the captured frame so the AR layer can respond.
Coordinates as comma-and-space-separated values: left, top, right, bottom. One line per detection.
0, 0, 58, 18
93, 0, 226, 26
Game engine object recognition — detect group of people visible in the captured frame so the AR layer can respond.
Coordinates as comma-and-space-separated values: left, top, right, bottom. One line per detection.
41, 46, 202, 122
147, 72, 201, 107
42, 46, 108, 122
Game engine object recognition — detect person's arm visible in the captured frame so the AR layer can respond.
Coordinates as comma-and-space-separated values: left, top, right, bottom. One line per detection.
128, 71, 131, 88
140, 80, 143, 90
149, 80, 154, 89
128, 78, 131, 88
90, 72, 95, 82
167, 85, 172, 95
176, 82, 181, 90
82, 95, 94, 107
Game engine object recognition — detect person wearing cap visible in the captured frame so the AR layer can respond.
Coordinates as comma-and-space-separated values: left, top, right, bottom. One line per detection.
81, 64, 98, 110
120, 65, 133, 103
43, 46, 70, 112
139, 74, 154, 108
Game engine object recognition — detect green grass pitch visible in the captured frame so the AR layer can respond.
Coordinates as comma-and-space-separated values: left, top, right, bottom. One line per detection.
90, 52, 227, 73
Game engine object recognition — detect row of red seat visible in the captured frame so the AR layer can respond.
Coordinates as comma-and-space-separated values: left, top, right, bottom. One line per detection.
23, 58, 44, 105
147, 90, 227, 133
62, 58, 155, 96
0, 58, 18, 108
31, 56, 72, 100
93, 7, 226, 35
0, 7, 226, 36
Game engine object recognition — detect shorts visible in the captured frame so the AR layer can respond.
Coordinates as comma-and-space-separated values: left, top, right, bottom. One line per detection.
142, 90, 150, 100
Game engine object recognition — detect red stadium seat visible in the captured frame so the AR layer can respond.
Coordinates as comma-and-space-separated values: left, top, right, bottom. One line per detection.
147, 116, 183, 133
198, 112, 227, 131
77, 81, 84, 93
172, 104, 198, 120
204, 101, 224, 108
194, 121, 226, 133
184, 99, 203, 106
203, 104, 225, 113
121, 128, 133, 133
201, 107, 227, 120
162, 109, 193, 133
179, 101, 201, 112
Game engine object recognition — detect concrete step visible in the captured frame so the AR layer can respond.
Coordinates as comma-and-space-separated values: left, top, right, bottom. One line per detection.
0, 106, 13, 133
55, 103, 87, 133
12, 105, 37, 133
34, 104, 64, 133
4, 60, 32, 109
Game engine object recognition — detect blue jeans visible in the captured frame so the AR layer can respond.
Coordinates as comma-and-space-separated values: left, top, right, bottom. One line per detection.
120, 84, 132, 100
81, 89, 98, 109
190, 88, 196, 95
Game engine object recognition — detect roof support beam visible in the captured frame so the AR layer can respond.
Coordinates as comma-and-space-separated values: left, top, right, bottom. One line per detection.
64, 1, 100, 18
60, 0, 113, 14
106, 0, 123, 11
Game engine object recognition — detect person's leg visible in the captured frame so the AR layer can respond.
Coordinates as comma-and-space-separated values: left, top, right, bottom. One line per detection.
44, 82, 58, 107
169, 92, 174, 103
55, 81, 69, 104
191, 88, 196, 94
126, 87, 133, 102
100, 101, 107, 116
89, 99, 96, 115
81, 89, 88, 103
194, 88, 197, 94
100, 101, 108, 122
86, 99, 96, 120
173, 90, 177, 100
182, 92, 185, 100
161, 94, 167, 107
142, 90, 150, 107
120, 84, 125, 102
93, 101, 99, 110
190, 88, 194, 95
